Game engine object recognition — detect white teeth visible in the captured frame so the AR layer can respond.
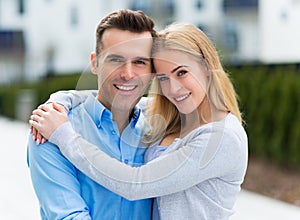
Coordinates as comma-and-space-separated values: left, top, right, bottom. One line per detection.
175, 94, 190, 102
115, 85, 136, 91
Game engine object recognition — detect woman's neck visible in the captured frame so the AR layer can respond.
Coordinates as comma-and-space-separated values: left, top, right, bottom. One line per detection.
179, 99, 227, 138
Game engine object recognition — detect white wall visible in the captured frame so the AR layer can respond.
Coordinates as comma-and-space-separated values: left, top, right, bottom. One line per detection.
259, 0, 300, 63
1, 0, 131, 82
174, 0, 222, 29
3, 0, 299, 84
0, 0, 25, 28
233, 12, 259, 62
24, 0, 104, 80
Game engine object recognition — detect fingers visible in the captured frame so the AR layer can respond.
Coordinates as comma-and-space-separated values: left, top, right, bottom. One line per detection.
52, 102, 68, 113
31, 107, 54, 123
36, 132, 43, 145
29, 119, 48, 145
29, 102, 67, 145
29, 117, 40, 130
29, 103, 56, 145
30, 113, 42, 124
41, 137, 47, 144
30, 125, 37, 141
32, 108, 46, 118
38, 103, 53, 111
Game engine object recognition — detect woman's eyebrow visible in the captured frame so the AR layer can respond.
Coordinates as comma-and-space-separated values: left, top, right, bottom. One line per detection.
171, 65, 188, 73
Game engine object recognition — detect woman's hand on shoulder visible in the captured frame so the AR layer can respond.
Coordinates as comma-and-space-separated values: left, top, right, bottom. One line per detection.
29, 102, 68, 144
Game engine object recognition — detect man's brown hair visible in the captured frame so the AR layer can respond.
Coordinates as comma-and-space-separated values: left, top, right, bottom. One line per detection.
95, 9, 156, 55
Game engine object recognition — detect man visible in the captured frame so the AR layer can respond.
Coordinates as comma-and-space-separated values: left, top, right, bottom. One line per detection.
27, 9, 156, 219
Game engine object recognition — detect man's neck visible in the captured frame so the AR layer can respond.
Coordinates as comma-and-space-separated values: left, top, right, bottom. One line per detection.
111, 108, 133, 134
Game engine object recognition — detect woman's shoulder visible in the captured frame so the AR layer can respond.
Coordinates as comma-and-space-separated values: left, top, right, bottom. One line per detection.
184, 113, 247, 144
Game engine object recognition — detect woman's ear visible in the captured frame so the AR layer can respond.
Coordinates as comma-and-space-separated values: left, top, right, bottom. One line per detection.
90, 52, 97, 74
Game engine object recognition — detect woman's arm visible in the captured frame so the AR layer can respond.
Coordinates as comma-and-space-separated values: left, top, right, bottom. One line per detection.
47, 90, 97, 110
30, 107, 247, 200
48, 120, 247, 200
30, 90, 97, 144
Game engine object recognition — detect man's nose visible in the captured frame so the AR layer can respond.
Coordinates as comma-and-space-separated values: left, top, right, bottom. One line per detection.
120, 62, 134, 81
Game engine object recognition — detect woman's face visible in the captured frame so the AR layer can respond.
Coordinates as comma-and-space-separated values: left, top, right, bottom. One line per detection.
153, 50, 208, 115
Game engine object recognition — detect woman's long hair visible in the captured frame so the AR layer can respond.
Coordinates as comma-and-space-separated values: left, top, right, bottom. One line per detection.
143, 23, 242, 144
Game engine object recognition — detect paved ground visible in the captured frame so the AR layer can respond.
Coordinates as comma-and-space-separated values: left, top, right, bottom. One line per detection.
1, 116, 300, 219
0, 117, 39, 219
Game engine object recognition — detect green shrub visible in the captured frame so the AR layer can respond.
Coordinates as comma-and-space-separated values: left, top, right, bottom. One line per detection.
1, 66, 300, 168
0, 72, 97, 119
228, 64, 300, 168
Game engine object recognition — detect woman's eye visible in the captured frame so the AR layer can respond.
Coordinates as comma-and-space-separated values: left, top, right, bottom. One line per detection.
157, 76, 169, 82
177, 70, 188, 77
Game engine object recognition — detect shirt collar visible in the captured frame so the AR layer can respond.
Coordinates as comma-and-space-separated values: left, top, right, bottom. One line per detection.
84, 94, 142, 128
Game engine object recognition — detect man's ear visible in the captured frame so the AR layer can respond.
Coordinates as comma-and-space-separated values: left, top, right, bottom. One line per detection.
90, 52, 97, 75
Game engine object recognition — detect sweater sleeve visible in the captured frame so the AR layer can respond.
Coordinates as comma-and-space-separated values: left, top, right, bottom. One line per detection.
49, 120, 247, 201
47, 90, 97, 110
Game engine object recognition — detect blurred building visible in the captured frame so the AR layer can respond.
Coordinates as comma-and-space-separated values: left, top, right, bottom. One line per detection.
0, 0, 300, 84
130, 0, 300, 65
0, 0, 129, 84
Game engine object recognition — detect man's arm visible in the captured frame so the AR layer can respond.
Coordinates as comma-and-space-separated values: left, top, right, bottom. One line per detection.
27, 135, 92, 219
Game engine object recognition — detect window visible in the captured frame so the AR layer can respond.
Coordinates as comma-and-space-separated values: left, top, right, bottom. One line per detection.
223, 21, 239, 51
165, 0, 175, 14
0, 30, 25, 54
223, 0, 258, 12
18, 0, 25, 14
70, 6, 79, 27
130, 0, 151, 14
195, 0, 203, 10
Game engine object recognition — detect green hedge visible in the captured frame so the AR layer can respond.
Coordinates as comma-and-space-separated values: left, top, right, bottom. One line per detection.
227, 64, 300, 168
0, 73, 97, 119
0, 65, 300, 168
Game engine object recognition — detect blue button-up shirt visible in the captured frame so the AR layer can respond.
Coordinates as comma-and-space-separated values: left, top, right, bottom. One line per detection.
27, 95, 152, 219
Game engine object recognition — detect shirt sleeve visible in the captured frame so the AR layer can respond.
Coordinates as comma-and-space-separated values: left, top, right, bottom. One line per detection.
47, 90, 97, 110
27, 134, 92, 219
49, 122, 247, 201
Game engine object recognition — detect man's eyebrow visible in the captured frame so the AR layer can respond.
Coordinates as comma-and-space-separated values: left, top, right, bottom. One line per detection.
133, 56, 151, 61
105, 54, 124, 59
171, 65, 188, 73
104, 55, 150, 61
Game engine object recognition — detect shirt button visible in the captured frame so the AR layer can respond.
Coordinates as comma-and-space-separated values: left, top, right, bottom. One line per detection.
124, 159, 128, 164
111, 130, 116, 135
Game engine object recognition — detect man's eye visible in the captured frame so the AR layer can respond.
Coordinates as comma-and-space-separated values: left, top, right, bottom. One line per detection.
110, 58, 123, 63
134, 60, 146, 65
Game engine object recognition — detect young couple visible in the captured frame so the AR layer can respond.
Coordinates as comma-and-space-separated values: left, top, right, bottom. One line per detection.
28, 9, 248, 220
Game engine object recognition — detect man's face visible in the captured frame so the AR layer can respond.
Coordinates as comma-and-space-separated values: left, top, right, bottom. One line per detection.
91, 28, 153, 112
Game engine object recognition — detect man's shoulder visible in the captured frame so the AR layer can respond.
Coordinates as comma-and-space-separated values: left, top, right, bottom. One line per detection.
27, 133, 63, 166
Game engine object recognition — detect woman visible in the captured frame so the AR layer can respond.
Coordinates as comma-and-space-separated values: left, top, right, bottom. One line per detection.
30, 23, 248, 220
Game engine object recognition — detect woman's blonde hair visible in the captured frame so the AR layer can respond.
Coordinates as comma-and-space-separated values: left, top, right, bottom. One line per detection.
143, 23, 242, 144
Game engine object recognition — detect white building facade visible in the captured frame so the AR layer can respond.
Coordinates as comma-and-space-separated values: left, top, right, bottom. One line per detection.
1, 0, 300, 84
0, 0, 130, 84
